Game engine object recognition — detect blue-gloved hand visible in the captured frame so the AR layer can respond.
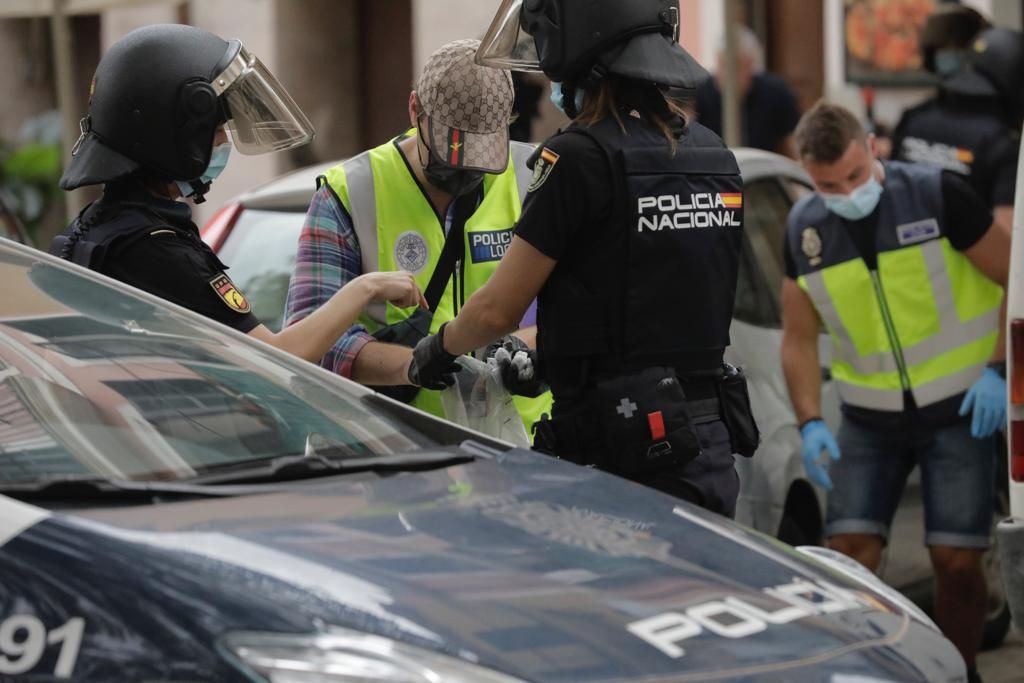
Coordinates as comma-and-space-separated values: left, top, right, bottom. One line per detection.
958, 367, 1007, 439
800, 419, 841, 490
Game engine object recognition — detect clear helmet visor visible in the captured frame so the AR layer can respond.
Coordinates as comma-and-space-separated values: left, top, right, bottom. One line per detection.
475, 0, 543, 72
213, 45, 315, 155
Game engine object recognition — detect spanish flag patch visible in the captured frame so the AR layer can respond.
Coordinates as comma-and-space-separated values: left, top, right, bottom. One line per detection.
528, 147, 561, 193
719, 192, 743, 209
210, 273, 251, 314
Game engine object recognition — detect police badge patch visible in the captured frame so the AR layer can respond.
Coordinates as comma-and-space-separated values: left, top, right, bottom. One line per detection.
801, 227, 823, 267
527, 148, 560, 193
394, 231, 429, 274
209, 273, 251, 314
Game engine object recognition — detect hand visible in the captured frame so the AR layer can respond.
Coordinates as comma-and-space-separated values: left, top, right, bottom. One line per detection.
485, 335, 547, 398
356, 272, 428, 309
407, 323, 461, 389
959, 367, 1007, 439
800, 419, 840, 490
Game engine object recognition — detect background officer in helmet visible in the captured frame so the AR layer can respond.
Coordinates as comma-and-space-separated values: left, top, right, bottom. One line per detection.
406, 0, 758, 517
892, 9, 1021, 230
51, 24, 425, 363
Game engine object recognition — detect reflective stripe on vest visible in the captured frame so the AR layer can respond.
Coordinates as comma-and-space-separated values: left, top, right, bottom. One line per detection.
798, 236, 1000, 410
790, 162, 1001, 411
324, 135, 552, 428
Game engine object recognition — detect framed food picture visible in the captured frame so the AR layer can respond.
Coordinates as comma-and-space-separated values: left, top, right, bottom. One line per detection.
845, 0, 939, 86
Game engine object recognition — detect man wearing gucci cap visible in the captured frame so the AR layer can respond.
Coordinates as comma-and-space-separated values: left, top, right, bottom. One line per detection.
285, 39, 552, 430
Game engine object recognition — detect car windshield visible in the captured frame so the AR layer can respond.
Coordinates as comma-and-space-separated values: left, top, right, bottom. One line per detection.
0, 242, 446, 486
216, 209, 305, 331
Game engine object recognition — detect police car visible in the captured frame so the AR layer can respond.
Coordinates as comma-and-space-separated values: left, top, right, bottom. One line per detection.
0, 238, 966, 681
202, 150, 1012, 650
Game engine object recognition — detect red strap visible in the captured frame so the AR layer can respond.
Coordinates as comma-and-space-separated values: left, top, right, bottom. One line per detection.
648, 411, 666, 441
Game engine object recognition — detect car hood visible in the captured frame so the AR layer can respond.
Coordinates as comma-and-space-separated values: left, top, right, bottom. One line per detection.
62, 448, 960, 682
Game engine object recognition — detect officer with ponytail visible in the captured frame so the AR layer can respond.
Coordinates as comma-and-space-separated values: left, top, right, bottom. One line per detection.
52, 24, 425, 366
406, 0, 758, 517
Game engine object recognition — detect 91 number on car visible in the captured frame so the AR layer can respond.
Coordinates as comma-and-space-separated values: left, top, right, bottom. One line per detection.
0, 615, 84, 678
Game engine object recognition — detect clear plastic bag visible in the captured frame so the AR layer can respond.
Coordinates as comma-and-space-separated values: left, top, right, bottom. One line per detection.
439, 356, 530, 447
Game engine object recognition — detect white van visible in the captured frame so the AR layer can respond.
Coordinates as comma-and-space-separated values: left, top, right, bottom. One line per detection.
997, 131, 1024, 629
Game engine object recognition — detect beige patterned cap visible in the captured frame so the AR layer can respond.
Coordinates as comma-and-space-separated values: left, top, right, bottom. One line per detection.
417, 39, 514, 173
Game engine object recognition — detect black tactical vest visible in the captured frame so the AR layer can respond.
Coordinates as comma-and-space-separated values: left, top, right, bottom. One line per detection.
49, 195, 223, 276
537, 116, 744, 396
893, 96, 1011, 206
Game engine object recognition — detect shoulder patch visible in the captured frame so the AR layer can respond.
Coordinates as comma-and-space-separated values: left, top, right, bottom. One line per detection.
209, 273, 251, 314
527, 147, 560, 193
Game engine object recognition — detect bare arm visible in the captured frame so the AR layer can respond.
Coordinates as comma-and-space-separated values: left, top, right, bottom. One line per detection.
442, 237, 556, 356
964, 220, 1011, 362
250, 271, 427, 366
781, 277, 825, 424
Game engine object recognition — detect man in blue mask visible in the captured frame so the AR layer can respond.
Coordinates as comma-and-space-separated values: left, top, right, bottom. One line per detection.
780, 101, 1009, 681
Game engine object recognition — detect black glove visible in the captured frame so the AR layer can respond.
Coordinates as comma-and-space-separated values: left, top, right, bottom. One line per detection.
485, 335, 548, 398
408, 323, 461, 389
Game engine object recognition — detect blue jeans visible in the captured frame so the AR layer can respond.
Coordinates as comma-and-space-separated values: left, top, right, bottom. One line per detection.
825, 415, 996, 548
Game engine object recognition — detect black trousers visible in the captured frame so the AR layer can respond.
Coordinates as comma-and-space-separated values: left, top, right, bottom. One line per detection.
632, 417, 739, 518
535, 410, 740, 519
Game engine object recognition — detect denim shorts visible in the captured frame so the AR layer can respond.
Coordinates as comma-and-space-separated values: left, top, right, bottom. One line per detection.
825, 416, 996, 549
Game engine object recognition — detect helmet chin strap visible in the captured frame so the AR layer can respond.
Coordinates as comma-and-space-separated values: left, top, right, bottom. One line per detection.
185, 179, 212, 204
563, 62, 610, 118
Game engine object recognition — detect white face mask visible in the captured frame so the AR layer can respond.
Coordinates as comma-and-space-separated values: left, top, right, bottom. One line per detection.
176, 142, 232, 198
821, 175, 883, 221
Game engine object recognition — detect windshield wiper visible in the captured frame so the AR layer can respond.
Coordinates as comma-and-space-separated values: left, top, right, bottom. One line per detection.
187, 449, 475, 486
0, 477, 249, 502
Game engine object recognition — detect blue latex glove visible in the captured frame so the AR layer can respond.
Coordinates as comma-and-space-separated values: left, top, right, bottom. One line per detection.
800, 419, 841, 490
958, 367, 1007, 439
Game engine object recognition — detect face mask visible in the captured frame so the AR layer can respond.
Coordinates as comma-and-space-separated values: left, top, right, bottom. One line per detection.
822, 175, 883, 221
934, 49, 965, 78
550, 81, 585, 116
176, 142, 232, 198
416, 122, 484, 197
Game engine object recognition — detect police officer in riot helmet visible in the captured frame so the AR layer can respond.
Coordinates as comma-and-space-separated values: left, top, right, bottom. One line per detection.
52, 24, 427, 364
892, 9, 1020, 230
406, 0, 758, 517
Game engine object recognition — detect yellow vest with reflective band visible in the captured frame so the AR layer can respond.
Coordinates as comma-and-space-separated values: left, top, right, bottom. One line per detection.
787, 162, 1002, 412
323, 132, 553, 432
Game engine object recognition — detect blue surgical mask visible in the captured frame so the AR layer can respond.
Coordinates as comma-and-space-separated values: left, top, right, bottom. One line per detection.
176, 142, 232, 197
822, 175, 883, 221
550, 81, 585, 116
934, 49, 965, 79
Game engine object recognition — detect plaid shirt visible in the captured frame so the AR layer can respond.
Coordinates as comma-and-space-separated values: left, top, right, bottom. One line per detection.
284, 185, 375, 379
285, 183, 458, 379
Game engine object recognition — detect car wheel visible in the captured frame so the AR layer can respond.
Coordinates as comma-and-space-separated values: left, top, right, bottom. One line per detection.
777, 515, 810, 546
981, 494, 1012, 650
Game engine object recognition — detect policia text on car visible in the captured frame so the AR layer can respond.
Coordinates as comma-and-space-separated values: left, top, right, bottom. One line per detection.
407, 0, 759, 518
49, 25, 426, 363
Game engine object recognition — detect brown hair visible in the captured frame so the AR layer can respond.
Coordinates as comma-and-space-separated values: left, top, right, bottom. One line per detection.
794, 101, 867, 163
574, 77, 690, 150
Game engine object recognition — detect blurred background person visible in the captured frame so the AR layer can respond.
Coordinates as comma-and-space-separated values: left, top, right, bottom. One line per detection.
692, 24, 802, 158
892, 8, 1021, 231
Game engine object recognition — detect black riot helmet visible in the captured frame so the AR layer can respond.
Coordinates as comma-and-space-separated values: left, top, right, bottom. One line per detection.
944, 27, 1024, 121
476, 0, 707, 91
61, 24, 314, 196
919, 4, 990, 75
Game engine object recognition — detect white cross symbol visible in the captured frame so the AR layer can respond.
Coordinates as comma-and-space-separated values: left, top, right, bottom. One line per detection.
616, 398, 638, 419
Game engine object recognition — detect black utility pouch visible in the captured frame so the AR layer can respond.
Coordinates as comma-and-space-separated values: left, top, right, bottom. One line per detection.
367, 308, 434, 403
718, 366, 760, 457
593, 367, 702, 478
